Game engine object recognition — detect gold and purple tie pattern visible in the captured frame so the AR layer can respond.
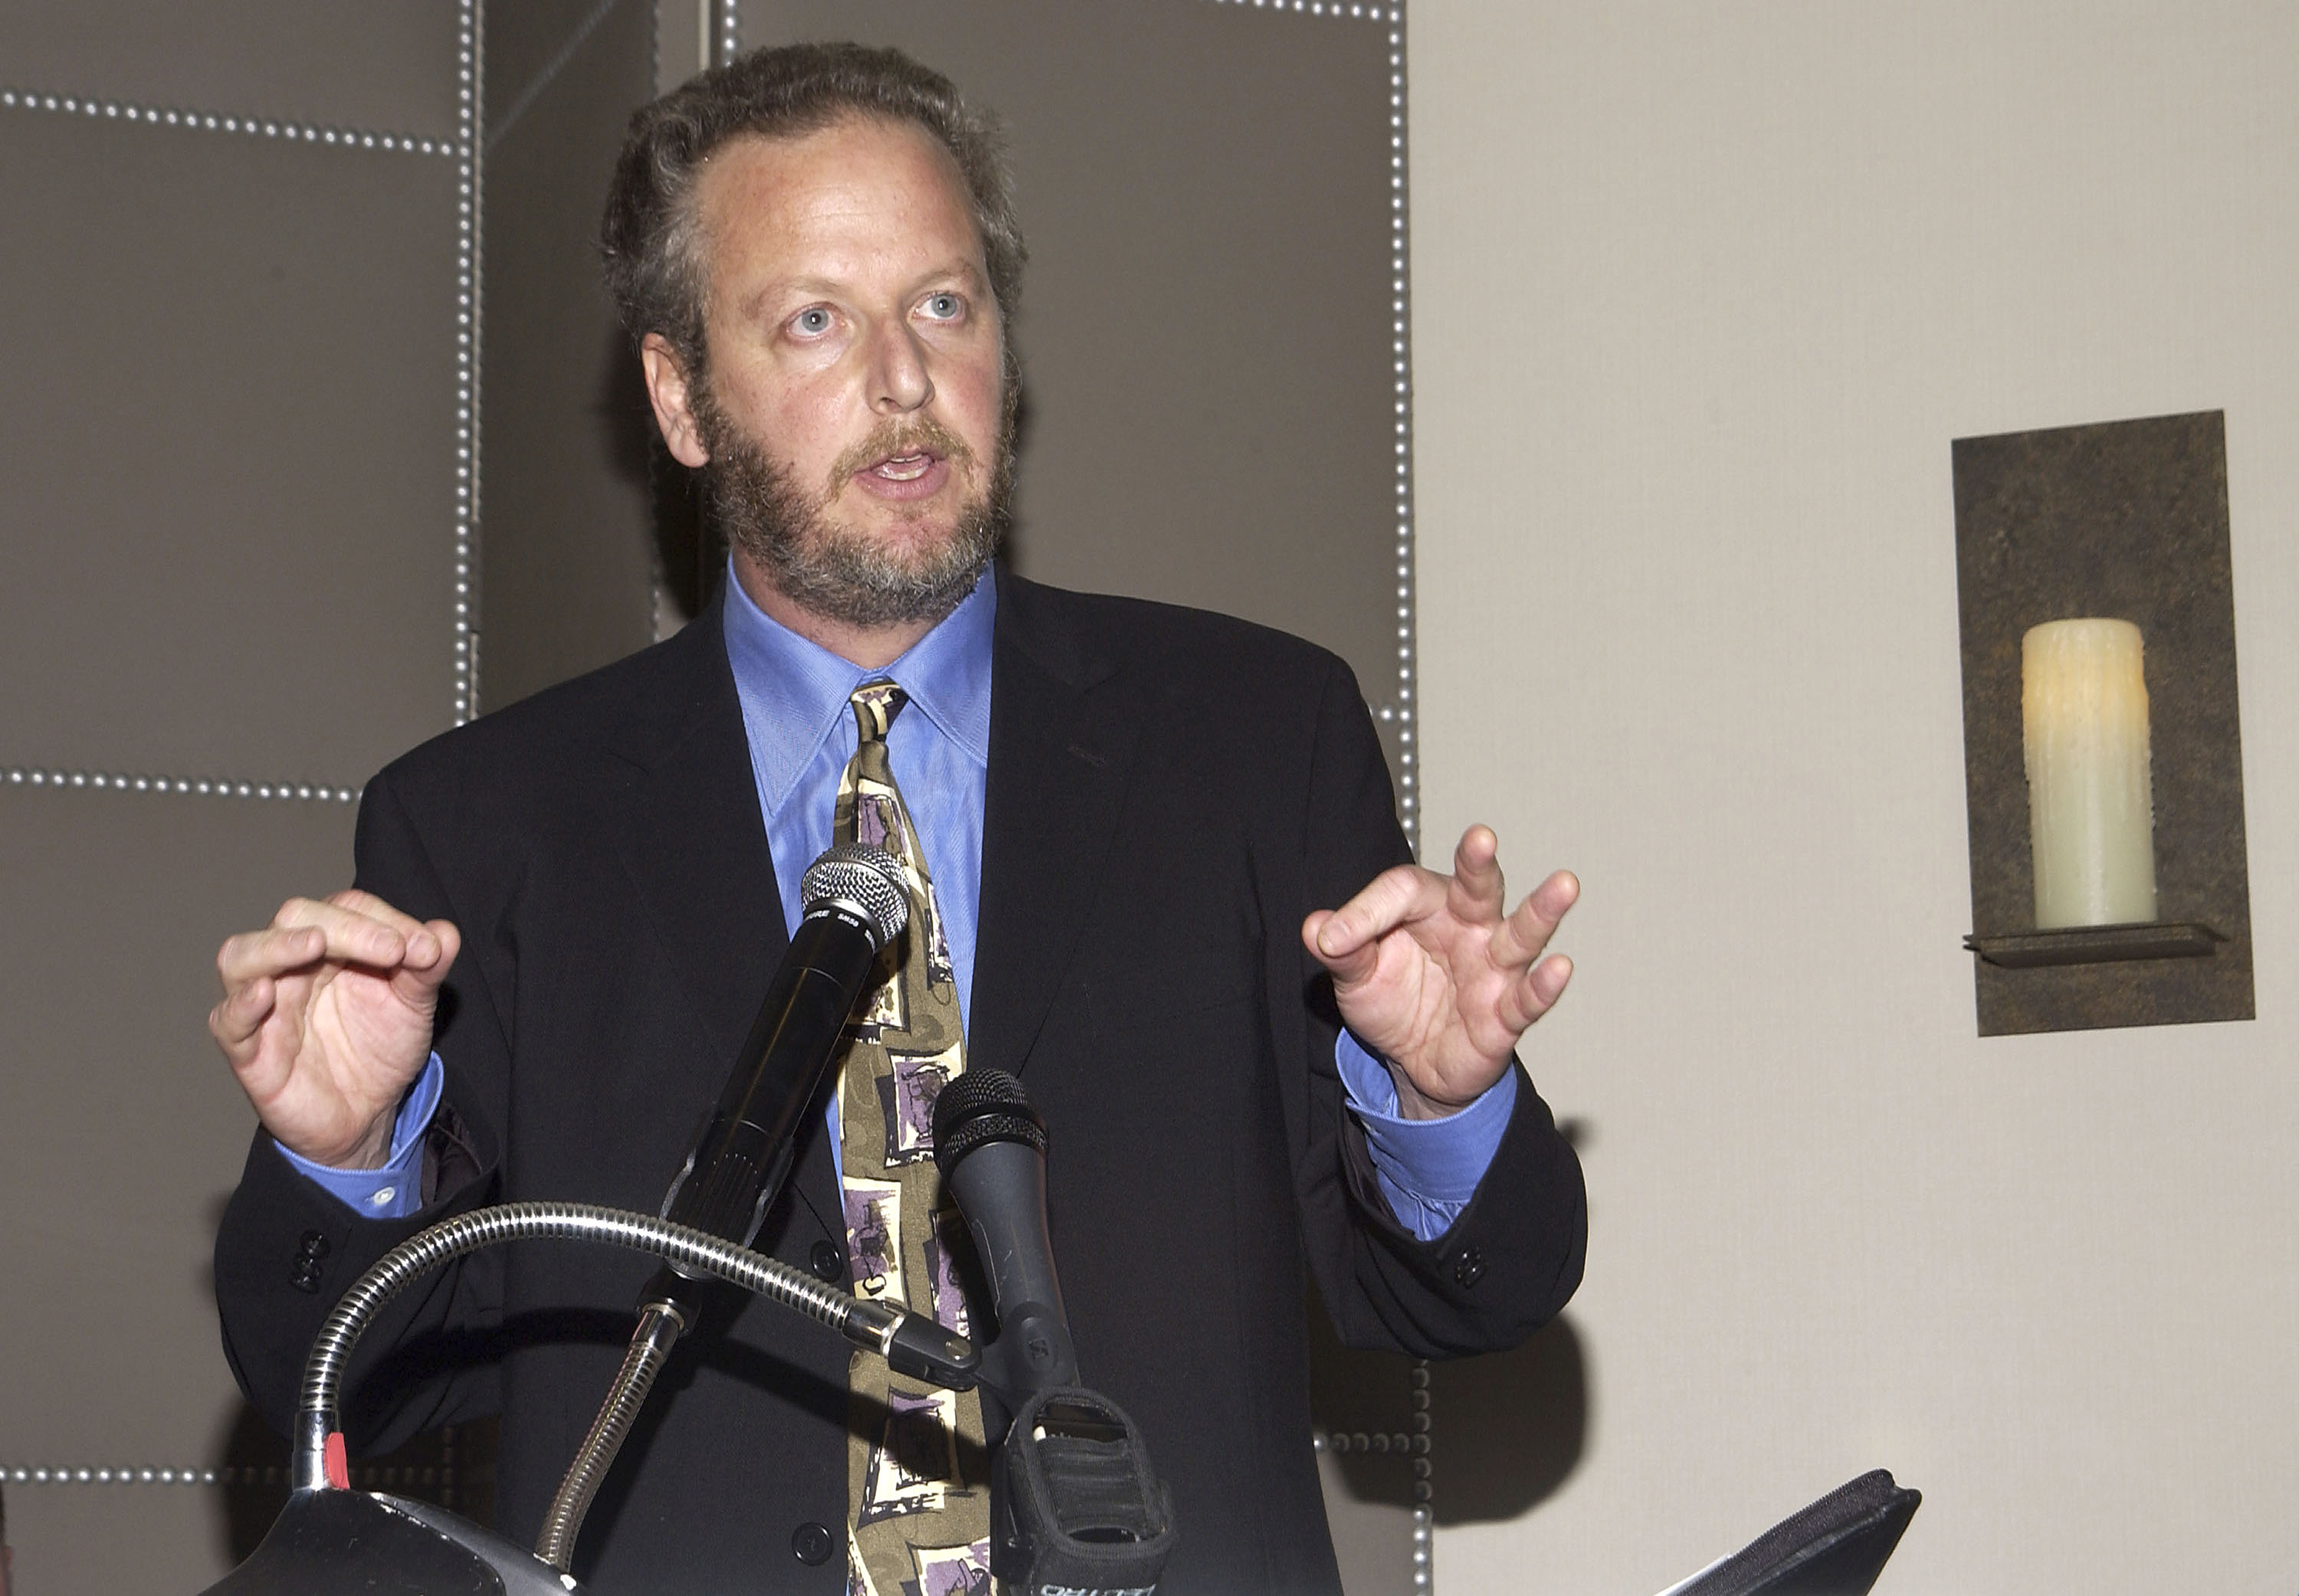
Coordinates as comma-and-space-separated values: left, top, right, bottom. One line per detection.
834, 682, 992, 1596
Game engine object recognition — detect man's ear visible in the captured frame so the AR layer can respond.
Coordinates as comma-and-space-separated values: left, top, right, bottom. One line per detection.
641, 333, 712, 468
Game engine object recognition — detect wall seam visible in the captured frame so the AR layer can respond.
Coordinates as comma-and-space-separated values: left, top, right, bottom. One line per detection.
1201, 0, 1390, 18
2, 768, 359, 804
1390, 8, 1429, 1591
0, 87, 457, 153
456, 0, 484, 722
0, 1464, 452, 1487
1385, 4, 1418, 865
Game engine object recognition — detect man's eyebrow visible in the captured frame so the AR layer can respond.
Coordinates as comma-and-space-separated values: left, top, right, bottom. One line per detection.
742, 274, 845, 311
926, 261, 992, 294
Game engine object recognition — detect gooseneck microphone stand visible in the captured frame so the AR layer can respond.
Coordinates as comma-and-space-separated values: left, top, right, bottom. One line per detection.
199, 1201, 977, 1594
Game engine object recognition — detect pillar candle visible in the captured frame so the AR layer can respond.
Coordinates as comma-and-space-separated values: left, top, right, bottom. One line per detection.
2022, 618, 2157, 928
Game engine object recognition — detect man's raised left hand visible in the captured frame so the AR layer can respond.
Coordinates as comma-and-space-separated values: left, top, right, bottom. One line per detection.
1301, 824, 1578, 1120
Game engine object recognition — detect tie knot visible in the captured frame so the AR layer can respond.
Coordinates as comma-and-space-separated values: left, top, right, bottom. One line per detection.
849, 680, 908, 746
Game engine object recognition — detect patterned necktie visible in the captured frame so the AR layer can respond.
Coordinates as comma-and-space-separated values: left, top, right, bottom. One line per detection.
834, 681, 993, 1596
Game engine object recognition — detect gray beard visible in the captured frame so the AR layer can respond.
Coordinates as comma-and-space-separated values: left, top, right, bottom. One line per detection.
697, 400, 1013, 632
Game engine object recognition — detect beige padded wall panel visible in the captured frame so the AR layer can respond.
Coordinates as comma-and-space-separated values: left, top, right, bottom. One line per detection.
478, 0, 659, 711
0, 788, 356, 1463
0, 0, 464, 139
0, 110, 462, 783
739, 0, 1409, 765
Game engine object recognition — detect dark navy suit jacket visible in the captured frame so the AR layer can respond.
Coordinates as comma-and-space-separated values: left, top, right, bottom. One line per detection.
215, 567, 1586, 1594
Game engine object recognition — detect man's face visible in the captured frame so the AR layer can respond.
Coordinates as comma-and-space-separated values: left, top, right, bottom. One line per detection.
651, 116, 1014, 629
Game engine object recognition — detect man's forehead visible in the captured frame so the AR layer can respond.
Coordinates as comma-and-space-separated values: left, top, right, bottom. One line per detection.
694, 116, 979, 254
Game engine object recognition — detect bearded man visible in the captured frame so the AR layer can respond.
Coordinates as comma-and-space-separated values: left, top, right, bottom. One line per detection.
209, 42, 1586, 1595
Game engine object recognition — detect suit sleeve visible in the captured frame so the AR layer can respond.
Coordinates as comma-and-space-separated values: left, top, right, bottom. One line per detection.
1282, 657, 1586, 1358
212, 766, 513, 1451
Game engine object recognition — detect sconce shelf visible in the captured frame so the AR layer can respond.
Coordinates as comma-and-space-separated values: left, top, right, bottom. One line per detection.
1963, 922, 2225, 970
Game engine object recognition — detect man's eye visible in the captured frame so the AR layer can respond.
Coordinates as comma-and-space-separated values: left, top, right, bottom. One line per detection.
792, 307, 833, 336
922, 293, 963, 320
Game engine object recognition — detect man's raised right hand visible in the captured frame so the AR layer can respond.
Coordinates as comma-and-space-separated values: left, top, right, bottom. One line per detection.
209, 890, 460, 1170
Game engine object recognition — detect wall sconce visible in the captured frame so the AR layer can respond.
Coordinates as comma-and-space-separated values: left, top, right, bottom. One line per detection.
1951, 411, 2254, 1037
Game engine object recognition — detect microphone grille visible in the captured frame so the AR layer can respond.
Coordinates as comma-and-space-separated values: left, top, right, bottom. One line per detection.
801, 844, 910, 950
931, 1067, 1047, 1175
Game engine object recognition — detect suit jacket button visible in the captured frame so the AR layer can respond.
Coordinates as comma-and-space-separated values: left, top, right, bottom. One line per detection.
290, 1231, 332, 1293
1452, 1246, 1486, 1290
791, 1520, 835, 1565
810, 1240, 845, 1283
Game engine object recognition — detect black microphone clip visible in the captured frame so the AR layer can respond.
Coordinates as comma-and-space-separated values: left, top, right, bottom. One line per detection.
992, 1388, 1177, 1596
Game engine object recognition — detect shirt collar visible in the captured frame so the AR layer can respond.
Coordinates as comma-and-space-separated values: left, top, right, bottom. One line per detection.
721, 562, 997, 822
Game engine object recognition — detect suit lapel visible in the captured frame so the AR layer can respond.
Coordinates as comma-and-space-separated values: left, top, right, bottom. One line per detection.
968, 571, 1138, 1078
609, 597, 792, 1086
606, 599, 860, 1250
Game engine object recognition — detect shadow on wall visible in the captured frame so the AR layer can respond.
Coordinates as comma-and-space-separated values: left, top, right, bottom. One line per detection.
1306, 1284, 1589, 1524
1427, 1313, 1588, 1526
1306, 1290, 1416, 1511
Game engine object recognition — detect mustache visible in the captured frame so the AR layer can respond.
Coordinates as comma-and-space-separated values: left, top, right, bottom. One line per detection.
828, 416, 976, 490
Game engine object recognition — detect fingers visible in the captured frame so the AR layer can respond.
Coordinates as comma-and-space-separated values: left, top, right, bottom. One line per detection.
1310, 831, 1578, 1029
1307, 863, 1444, 967
1300, 909, 1377, 985
217, 893, 452, 990
1448, 824, 1506, 921
1488, 869, 1580, 969
389, 916, 461, 1001
323, 889, 448, 968
1497, 952, 1573, 1034
207, 972, 278, 1057
214, 923, 325, 989
327, 891, 459, 988
217, 898, 395, 986
212, 896, 461, 1053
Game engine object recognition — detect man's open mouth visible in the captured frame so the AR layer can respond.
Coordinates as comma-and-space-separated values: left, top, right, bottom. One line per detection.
866, 451, 940, 483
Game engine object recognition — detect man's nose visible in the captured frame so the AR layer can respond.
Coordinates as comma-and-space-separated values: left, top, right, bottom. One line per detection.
867, 320, 934, 413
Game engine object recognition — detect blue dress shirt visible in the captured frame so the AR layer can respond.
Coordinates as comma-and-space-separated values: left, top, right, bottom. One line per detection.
286, 565, 1513, 1239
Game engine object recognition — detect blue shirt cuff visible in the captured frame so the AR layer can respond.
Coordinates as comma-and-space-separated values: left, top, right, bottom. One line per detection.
1335, 1031, 1516, 1243
274, 1054, 444, 1220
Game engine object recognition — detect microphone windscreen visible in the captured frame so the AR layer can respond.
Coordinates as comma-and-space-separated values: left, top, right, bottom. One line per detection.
800, 844, 910, 949
932, 1067, 1048, 1174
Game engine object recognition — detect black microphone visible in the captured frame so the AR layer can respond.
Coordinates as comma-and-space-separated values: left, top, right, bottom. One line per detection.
658, 844, 910, 1252
932, 1068, 1079, 1396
